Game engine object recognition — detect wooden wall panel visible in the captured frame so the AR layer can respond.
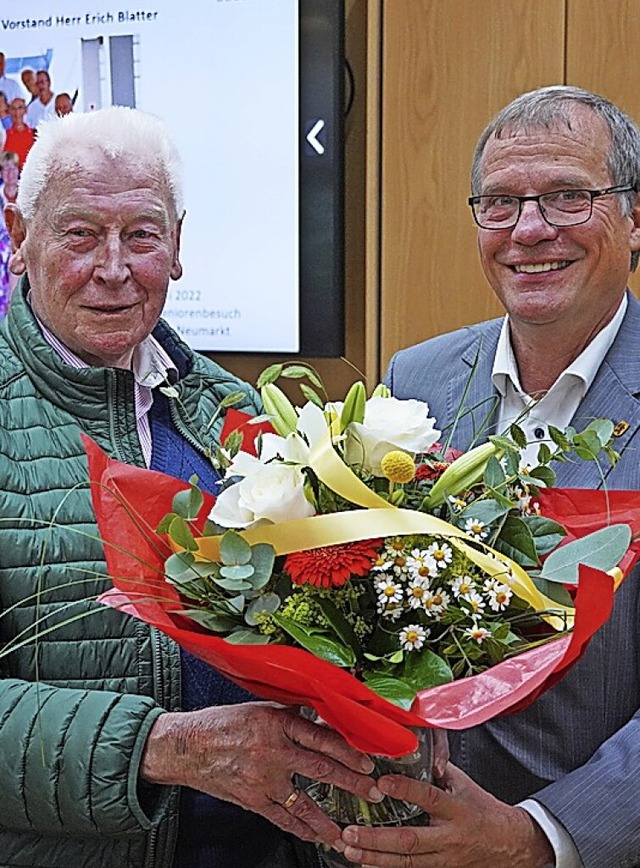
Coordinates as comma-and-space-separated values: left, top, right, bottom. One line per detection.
566, 0, 640, 296
379, 0, 565, 372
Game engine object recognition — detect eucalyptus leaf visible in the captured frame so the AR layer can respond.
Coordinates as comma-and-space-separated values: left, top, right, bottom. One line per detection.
167, 515, 198, 551
180, 608, 239, 632
583, 418, 615, 446
215, 577, 253, 592
249, 543, 276, 588
220, 564, 255, 581
245, 592, 281, 626
156, 512, 177, 535
164, 551, 196, 581
171, 483, 204, 522
572, 429, 602, 459
220, 530, 252, 565
539, 524, 631, 585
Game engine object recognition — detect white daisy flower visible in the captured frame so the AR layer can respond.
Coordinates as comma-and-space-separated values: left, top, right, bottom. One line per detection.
463, 518, 488, 541
406, 576, 431, 609
375, 576, 403, 607
423, 587, 450, 617
448, 496, 467, 513
426, 541, 453, 570
379, 601, 404, 621
464, 590, 486, 615
488, 583, 513, 611
406, 549, 438, 579
451, 574, 476, 598
464, 625, 491, 644
399, 624, 429, 651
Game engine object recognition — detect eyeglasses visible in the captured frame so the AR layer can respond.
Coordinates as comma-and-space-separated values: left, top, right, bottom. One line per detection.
468, 184, 636, 230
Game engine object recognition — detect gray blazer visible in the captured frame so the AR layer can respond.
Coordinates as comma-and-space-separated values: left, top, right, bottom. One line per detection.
385, 292, 640, 867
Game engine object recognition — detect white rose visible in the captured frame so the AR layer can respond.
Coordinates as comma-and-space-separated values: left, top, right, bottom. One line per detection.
210, 462, 315, 527
344, 396, 440, 475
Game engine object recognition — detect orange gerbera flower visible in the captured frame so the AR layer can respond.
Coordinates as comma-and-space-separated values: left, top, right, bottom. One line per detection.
285, 540, 382, 588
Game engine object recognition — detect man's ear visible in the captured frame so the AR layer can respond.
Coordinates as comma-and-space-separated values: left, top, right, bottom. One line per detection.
170, 210, 185, 281
5, 204, 27, 275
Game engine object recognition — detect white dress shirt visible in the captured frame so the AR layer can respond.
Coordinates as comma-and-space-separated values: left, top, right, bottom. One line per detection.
37, 318, 176, 467
491, 295, 627, 868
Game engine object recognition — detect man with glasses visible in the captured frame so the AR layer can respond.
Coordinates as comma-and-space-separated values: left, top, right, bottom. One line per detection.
340, 86, 640, 867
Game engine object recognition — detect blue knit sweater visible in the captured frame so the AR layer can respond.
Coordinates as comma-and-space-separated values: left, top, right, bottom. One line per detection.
149, 392, 285, 867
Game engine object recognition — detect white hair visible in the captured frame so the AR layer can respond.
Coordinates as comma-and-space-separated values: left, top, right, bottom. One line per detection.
17, 105, 184, 219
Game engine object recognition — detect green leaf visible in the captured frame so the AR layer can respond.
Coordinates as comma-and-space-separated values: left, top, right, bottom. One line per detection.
460, 499, 509, 526
530, 576, 575, 607
157, 512, 177, 534
484, 455, 506, 488
493, 515, 539, 567
273, 615, 356, 667
167, 515, 198, 551
528, 465, 556, 487
536, 443, 552, 465
225, 629, 271, 645
248, 543, 276, 589
572, 429, 602, 459
215, 576, 253, 592
256, 364, 284, 388
582, 418, 615, 447
164, 551, 196, 581
220, 390, 246, 408
220, 564, 255, 580
282, 364, 324, 389
180, 608, 239, 632
548, 426, 570, 451
245, 592, 281, 626
361, 674, 417, 709
509, 423, 527, 450
401, 648, 454, 692
220, 530, 252, 565
299, 384, 324, 408
539, 524, 631, 585
315, 597, 361, 656
526, 515, 566, 556
171, 483, 204, 522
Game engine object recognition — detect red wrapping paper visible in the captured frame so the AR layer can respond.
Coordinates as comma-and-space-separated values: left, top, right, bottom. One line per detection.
83, 433, 639, 756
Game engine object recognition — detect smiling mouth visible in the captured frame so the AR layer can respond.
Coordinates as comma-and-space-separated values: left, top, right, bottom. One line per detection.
512, 261, 571, 274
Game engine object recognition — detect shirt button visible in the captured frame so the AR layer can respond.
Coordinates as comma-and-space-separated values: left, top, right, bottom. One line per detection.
534, 427, 545, 439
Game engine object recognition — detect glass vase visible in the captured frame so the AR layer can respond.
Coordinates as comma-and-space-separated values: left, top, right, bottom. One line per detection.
297, 712, 433, 868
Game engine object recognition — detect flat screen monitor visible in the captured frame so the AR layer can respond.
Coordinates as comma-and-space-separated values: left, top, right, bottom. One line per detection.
1, 0, 345, 355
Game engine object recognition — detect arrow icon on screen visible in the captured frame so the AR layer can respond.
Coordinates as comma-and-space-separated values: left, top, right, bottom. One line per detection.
306, 119, 326, 155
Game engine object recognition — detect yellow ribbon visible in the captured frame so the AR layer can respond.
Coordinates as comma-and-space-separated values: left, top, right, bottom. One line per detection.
189, 430, 574, 628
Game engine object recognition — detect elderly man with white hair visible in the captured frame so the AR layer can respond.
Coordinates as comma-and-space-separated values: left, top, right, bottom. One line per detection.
0, 107, 381, 868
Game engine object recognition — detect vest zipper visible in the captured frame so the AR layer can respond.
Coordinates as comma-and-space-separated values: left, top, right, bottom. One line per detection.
167, 394, 211, 457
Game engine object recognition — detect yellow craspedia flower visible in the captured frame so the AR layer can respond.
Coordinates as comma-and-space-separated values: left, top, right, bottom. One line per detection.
380, 450, 415, 483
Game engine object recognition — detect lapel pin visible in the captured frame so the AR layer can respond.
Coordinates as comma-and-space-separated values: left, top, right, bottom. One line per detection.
613, 421, 630, 437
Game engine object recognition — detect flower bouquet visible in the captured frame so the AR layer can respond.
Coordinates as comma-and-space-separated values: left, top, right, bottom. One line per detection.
86, 364, 640, 863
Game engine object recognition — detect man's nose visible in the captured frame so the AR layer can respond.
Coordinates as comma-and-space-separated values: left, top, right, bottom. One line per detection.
510, 200, 559, 243
95, 235, 130, 284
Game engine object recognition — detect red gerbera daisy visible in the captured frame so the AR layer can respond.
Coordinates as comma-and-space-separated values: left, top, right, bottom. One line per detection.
285, 539, 382, 589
